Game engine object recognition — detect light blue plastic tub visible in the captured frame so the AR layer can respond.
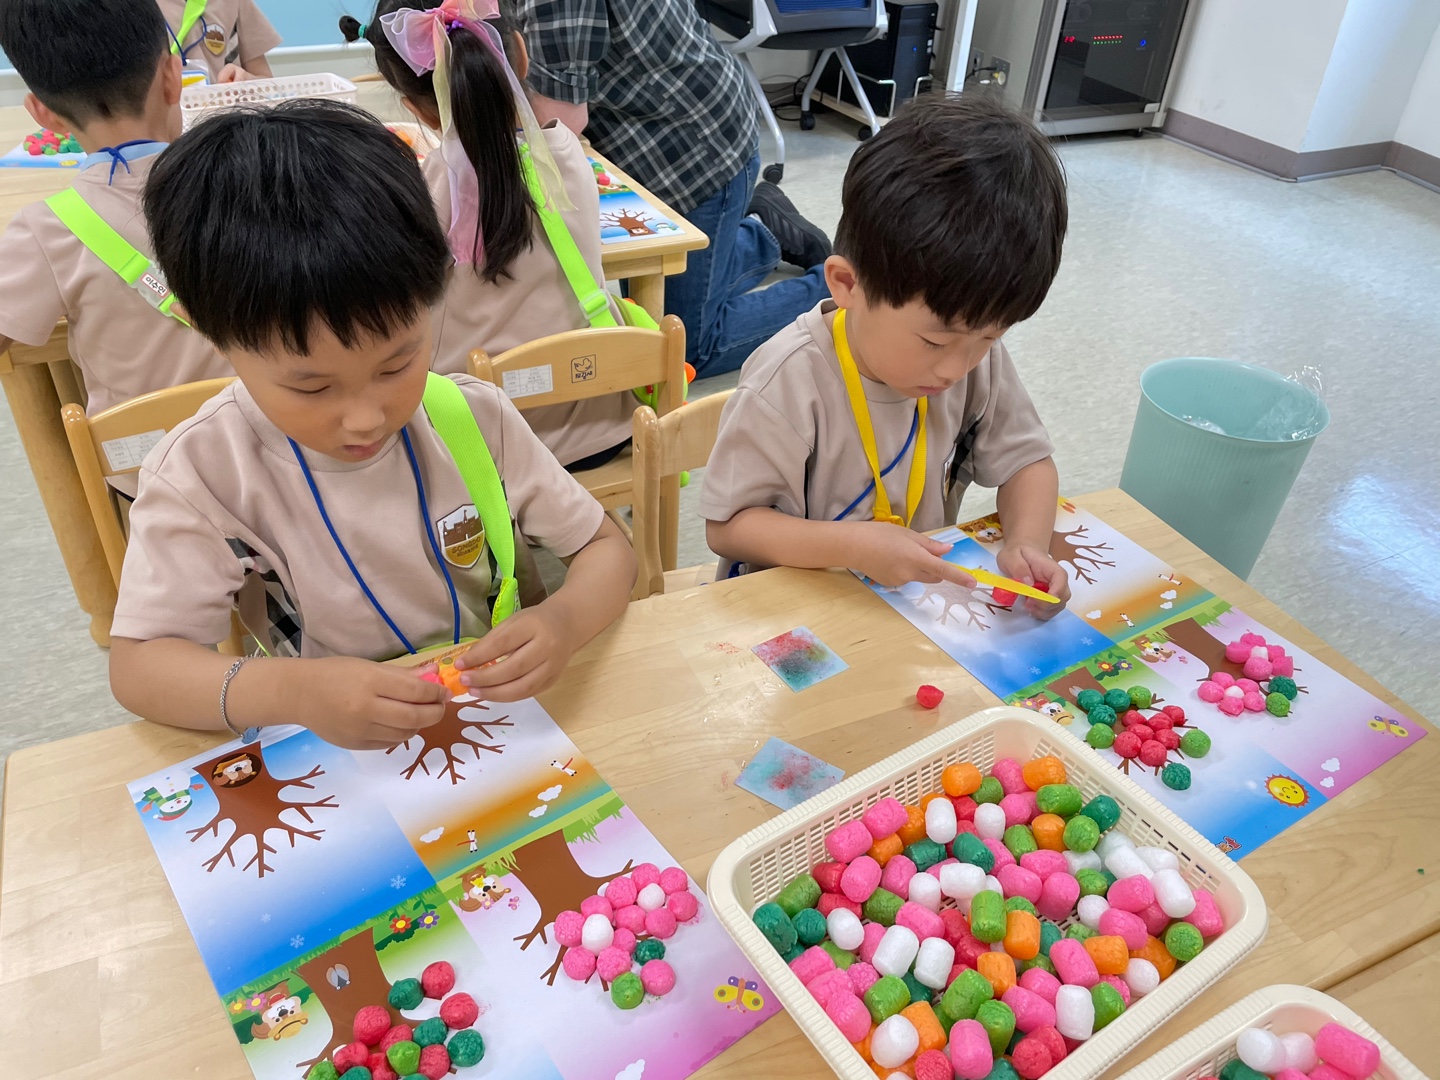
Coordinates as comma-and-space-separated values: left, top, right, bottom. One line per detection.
1119, 358, 1329, 578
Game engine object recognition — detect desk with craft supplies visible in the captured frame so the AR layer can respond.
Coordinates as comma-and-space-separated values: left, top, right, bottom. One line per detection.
0, 90, 707, 648
0, 490, 1435, 1078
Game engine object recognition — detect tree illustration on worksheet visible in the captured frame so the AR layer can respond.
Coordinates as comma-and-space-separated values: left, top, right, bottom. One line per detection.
294, 928, 404, 1071
186, 744, 337, 877
386, 698, 514, 784
1050, 525, 1117, 585
488, 796, 631, 986
599, 209, 655, 236
918, 579, 1007, 630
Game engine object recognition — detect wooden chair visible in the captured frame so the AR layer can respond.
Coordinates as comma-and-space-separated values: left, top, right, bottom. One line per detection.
630, 388, 734, 600
61, 378, 244, 652
470, 314, 687, 567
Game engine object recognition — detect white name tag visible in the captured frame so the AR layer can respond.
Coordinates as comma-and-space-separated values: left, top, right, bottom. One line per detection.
102, 428, 166, 472
501, 365, 554, 399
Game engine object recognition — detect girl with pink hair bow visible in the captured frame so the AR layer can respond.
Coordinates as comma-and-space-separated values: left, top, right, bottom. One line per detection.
342, 1, 637, 470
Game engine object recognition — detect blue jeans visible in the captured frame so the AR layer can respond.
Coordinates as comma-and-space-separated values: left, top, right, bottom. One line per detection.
666, 153, 829, 378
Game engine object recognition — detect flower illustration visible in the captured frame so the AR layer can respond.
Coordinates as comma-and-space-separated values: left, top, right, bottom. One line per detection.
229, 1000, 245, 1014
417, 910, 440, 930
1197, 671, 1266, 716
390, 916, 413, 934
245, 992, 268, 1011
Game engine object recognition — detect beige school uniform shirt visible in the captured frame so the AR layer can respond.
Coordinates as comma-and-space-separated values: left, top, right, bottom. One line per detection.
157, 0, 282, 82
0, 151, 231, 415
111, 374, 603, 659
424, 122, 634, 466
701, 300, 1054, 572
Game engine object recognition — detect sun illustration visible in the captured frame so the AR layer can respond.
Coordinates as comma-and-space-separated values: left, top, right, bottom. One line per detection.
1265, 774, 1309, 807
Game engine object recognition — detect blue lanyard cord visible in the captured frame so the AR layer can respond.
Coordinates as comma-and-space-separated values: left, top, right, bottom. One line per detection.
167, 20, 201, 60
726, 402, 922, 580
289, 432, 462, 655
833, 403, 921, 522
401, 428, 463, 647
95, 139, 157, 184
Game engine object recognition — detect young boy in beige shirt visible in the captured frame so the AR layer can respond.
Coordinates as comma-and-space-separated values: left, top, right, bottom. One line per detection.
0, 0, 230, 417
156, 0, 281, 84
704, 94, 1072, 616
108, 101, 635, 750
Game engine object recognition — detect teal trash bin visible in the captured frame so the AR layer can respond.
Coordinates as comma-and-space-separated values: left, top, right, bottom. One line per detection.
1119, 358, 1329, 578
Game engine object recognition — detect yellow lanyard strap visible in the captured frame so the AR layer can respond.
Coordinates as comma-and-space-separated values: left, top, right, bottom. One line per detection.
833, 308, 928, 527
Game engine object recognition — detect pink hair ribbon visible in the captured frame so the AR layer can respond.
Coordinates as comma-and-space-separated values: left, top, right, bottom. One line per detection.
380, 0, 569, 265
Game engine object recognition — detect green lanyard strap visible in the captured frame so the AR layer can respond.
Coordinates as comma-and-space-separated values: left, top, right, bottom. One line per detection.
421, 372, 518, 627
45, 187, 189, 325
520, 146, 622, 329
170, 0, 209, 53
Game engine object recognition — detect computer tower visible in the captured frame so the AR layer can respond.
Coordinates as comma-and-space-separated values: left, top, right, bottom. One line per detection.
821, 0, 938, 117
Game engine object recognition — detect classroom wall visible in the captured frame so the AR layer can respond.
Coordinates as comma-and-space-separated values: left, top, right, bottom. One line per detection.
1166, 0, 1351, 153
1394, 19, 1440, 159
1300, 0, 1440, 152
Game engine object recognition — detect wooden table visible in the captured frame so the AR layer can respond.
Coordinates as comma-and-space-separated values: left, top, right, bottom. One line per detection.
1, 490, 1435, 1078
0, 96, 707, 647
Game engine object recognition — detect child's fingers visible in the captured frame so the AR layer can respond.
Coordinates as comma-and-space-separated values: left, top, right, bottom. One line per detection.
936, 559, 978, 589
379, 667, 449, 705
460, 640, 542, 692
920, 536, 955, 557
457, 618, 530, 670
468, 658, 555, 703
372, 696, 447, 732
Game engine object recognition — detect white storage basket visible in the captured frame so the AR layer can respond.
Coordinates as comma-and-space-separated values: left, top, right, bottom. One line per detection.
706, 706, 1268, 1080
1112, 984, 1424, 1080
181, 73, 358, 130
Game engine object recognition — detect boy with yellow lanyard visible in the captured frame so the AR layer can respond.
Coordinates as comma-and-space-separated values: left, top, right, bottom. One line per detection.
703, 94, 1072, 618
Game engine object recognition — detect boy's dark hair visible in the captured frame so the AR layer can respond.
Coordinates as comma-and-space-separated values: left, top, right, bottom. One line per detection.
144, 100, 450, 355
835, 93, 1067, 330
0, 0, 167, 126
341, 3, 534, 284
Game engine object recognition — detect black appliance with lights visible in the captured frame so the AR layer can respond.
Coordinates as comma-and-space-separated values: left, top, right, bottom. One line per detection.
968, 0, 1193, 136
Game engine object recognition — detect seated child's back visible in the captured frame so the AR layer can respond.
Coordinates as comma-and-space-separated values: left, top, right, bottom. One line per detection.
0, 0, 229, 416
703, 94, 1073, 614
343, 2, 634, 469
109, 101, 635, 750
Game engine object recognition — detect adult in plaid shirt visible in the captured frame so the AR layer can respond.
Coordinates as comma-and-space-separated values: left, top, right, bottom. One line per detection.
510, 0, 831, 376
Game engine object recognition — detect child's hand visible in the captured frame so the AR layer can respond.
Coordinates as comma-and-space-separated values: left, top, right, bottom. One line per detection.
454, 606, 576, 702
216, 64, 254, 83
995, 544, 1071, 620
294, 657, 449, 750
851, 521, 979, 590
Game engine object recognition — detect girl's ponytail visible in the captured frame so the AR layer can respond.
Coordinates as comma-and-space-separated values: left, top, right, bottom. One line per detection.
344, 1, 535, 282
445, 22, 533, 282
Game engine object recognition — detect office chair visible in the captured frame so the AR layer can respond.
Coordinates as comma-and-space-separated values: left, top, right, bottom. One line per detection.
701, 0, 886, 183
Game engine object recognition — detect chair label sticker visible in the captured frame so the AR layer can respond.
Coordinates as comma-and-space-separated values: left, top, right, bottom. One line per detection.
103, 428, 166, 471
501, 365, 554, 399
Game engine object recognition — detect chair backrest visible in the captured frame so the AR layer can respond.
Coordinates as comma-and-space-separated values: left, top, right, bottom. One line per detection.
469, 314, 686, 418
761, 0, 879, 36
630, 388, 734, 599
62, 377, 234, 586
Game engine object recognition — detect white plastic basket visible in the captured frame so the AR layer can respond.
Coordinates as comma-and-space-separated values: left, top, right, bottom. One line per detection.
1113, 984, 1425, 1080
706, 706, 1268, 1080
180, 73, 358, 130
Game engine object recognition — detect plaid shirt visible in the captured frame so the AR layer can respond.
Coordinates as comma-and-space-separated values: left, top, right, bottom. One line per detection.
511, 0, 758, 213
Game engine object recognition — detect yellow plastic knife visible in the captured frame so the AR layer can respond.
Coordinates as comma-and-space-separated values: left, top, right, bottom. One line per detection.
960, 566, 1061, 604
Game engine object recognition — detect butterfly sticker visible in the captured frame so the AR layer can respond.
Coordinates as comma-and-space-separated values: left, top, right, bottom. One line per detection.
713, 975, 764, 1012
1367, 715, 1410, 738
